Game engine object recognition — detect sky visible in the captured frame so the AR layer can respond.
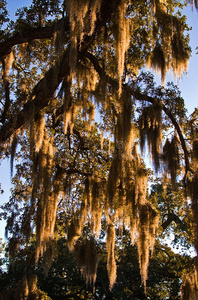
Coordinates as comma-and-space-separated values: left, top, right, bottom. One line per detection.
6, 0, 32, 18
0, 1, 198, 242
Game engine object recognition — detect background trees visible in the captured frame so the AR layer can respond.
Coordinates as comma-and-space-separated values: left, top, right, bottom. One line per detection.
0, 0, 197, 299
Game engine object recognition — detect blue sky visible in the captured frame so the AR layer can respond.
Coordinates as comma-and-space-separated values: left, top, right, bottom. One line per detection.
0, 1, 198, 241
6, 0, 32, 19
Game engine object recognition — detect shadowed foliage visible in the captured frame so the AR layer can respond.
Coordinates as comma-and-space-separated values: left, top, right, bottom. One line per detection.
0, 0, 197, 299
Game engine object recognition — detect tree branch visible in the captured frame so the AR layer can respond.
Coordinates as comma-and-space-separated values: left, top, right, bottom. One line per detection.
0, 18, 69, 60
1, 61, 10, 124
0, 1, 191, 178
86, 51, 192, 175
0, 0, 114, 144
0, 48, 70, 144
161, 212, 184, 230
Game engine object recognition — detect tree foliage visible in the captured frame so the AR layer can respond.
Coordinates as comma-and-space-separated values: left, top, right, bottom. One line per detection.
0, 0, 198, 299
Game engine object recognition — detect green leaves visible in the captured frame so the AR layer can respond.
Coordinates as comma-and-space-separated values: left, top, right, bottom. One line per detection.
0, 0, 197, 298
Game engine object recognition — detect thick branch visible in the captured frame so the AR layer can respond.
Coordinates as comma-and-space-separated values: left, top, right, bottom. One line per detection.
0, 1, 115, 144
161, 212, 184, 230
0, 18, 69, 60
0, 23, 101, 142
0, 49, 70, 144
1, 61, 10, 124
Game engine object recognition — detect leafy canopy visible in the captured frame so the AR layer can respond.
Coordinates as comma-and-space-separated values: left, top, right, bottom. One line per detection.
0, 0, 197, 299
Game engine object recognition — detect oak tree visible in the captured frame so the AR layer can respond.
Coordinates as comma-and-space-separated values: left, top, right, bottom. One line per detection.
0, 0, 197, 299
